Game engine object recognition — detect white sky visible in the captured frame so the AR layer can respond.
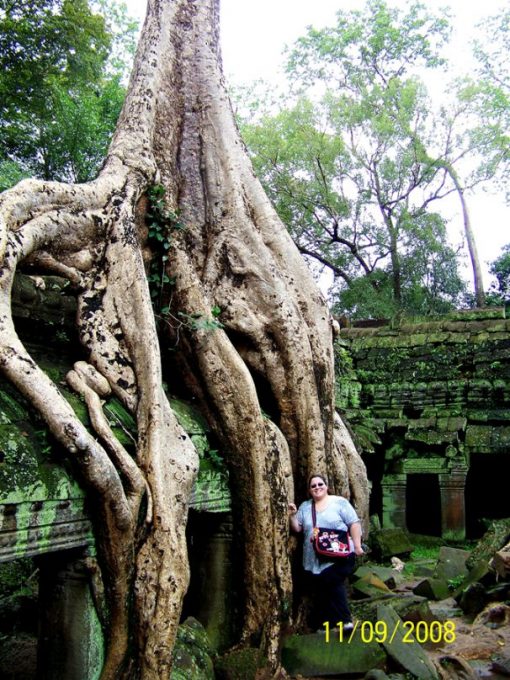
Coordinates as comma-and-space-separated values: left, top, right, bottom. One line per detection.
125, 0, 509, 290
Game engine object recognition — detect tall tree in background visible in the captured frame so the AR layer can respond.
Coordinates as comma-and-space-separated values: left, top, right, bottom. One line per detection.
424, 7, 510, 307
459, 8, 510, 197
0, 0, 368, 677
239, 0, 492, 317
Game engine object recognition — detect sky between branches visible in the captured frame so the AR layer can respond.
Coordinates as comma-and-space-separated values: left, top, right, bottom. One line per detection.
124, 0, 509, 289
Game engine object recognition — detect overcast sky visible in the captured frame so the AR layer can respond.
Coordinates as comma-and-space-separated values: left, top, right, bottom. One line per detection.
124, 0, 509, 287
125, 0, 508, 83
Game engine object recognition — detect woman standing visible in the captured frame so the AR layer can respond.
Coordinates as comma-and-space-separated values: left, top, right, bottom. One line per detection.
289, 474, 364, 631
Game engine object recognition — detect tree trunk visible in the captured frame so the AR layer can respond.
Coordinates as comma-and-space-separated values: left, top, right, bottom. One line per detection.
443, 164, 485, 308
0, 0, 369, 677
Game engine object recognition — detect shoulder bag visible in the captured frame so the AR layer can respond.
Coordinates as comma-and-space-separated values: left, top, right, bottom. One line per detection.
311, 502, 351, 560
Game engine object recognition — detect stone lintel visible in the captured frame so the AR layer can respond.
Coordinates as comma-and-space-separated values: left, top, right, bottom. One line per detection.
403, 458, 447, 474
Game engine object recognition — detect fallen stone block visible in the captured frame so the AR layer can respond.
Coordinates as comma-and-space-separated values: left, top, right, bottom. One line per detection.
434, 546, 470, 581
377, 603, 439, 679
453, 559, 492, 603
413, 577, 450, 601
352, 593, 434, 625
354, 565, 402, 589
353, 574, 392, 598
428, 597, 463, 621
491, 544, 510, 579
370, 529, 414, 560
458, 582, 488, 616
281, 632, 386, 677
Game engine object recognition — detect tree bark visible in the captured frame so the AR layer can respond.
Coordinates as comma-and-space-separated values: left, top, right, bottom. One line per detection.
0, 0, 368, 677
442, 164, 485, 308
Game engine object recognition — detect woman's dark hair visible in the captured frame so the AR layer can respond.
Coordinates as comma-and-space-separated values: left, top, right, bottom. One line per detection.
308, 473, 328, 488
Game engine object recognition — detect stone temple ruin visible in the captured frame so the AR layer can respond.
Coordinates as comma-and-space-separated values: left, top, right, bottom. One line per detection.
337, 308, 510, 541
1, 274, 509, 676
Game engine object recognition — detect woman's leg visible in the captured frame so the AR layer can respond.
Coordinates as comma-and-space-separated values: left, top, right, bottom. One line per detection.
317, 558, 355, 625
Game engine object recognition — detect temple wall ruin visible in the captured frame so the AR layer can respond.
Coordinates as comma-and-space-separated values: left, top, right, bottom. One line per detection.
337, 308, 510, 540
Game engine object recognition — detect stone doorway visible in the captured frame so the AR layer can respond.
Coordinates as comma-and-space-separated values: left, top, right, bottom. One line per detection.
465, 453, 510, 538
406, 473, 442, 536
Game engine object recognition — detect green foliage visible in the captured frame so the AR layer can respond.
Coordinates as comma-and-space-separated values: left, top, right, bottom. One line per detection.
0, 159, 29, 192
239, 0, 468, 319
286, 0, 451, 86
401, 543, 441, 577
0, 0, 137, 185
146, 184, 182, 316
176, 312, 223, 333
0, 559, 35, 600
447, 574, 465, 591
200, 447, 228, 479
487, 243, 510, 305
459, 8, 510, 195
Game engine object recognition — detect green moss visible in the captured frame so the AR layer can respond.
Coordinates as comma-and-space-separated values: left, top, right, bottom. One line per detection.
170, 398, 208, 434
215, 647, 268, 680
171, 617, 215, 680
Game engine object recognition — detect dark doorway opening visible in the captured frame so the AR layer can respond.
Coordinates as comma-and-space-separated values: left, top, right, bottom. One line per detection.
363, 450, 384, 522
465, 454, 510, 538
406, 473, 442, 536
183, 510, 237, 652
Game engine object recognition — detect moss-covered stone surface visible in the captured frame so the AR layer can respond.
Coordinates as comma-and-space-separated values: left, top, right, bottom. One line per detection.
0, 340, 229, 562
337, 309, 510, 536
281, 631, 386, 676
170, 617, 216, 680
338, 309, 510, 462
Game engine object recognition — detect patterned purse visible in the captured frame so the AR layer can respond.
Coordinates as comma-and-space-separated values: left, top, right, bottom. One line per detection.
311, 503, 351, 560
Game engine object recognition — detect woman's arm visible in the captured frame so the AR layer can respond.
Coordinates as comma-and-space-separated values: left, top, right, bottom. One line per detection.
349, 521, 364, 555
288, 503, 302, 533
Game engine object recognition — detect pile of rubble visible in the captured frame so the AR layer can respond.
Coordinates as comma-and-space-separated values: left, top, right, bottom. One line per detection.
282, 520, 510, 679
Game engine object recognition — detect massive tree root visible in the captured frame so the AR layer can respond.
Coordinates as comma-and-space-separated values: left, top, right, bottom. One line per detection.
0, 0, 368, 677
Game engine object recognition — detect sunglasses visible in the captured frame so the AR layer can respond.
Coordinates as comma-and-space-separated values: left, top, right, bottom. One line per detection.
310, 482, 325, 489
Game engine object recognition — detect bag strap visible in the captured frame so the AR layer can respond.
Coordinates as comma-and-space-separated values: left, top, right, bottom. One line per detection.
312, 501, 351, 539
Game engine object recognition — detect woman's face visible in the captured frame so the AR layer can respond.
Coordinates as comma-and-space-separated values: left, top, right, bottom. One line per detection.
309, 476, 328, 501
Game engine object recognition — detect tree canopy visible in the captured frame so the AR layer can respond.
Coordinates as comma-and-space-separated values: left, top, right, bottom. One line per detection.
0, 0, 136, 186
460, 7, 510, 196
487, 243, 510, 306
238, 0, 509, 317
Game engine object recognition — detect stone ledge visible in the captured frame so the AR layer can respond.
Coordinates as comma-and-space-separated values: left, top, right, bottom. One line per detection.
281, 632, 386, 677
0, 498, 93, 563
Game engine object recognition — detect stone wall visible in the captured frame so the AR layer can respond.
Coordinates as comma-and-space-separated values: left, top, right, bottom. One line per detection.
0, 345, 230, 564
0, 281, 234, 677
337, 308, 510, 540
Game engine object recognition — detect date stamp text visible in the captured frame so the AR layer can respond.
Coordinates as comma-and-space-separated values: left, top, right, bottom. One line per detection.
321, 620, 456, 644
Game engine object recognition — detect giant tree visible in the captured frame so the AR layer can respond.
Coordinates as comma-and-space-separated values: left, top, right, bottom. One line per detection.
0, 0, 368, 678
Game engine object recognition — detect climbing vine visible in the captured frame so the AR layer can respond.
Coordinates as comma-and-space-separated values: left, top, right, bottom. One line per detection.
146, 183, 182, 317
146, 185, 223, 339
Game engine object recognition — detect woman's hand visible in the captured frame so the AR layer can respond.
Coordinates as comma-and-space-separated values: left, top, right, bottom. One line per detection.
288, 503, 302, 533
350, 521, 364, 555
